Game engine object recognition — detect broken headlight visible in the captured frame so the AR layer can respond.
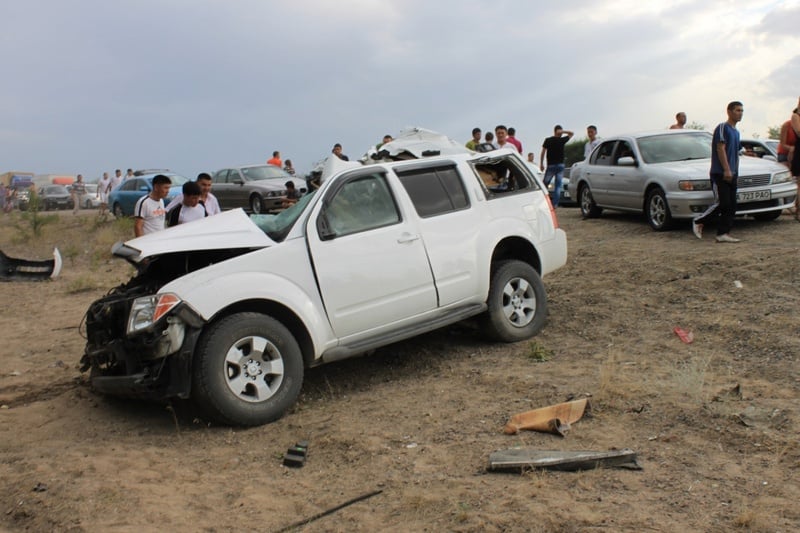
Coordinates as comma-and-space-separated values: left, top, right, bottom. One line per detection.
127, 293, 181, 335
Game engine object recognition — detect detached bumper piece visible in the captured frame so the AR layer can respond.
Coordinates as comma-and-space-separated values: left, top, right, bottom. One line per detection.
0, 248, 62, 281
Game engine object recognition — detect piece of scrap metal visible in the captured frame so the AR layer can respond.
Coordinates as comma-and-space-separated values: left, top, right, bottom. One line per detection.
488, 448, 641, 472
504, 398, 590, 436
0, 248, 62, 281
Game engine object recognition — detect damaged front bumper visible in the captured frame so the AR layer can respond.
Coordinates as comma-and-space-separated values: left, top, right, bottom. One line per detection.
81, 287, 204, 400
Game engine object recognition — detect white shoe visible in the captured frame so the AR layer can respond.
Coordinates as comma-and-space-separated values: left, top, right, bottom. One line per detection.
715, 234, 740, 243
692, 220, 703, 239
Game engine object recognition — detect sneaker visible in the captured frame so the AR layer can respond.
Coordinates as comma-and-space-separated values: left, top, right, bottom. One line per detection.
692, 220, 703, 239
715, 234, 740, 243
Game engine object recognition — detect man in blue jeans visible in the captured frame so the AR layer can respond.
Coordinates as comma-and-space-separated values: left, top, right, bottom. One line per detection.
540, 125, 574, 206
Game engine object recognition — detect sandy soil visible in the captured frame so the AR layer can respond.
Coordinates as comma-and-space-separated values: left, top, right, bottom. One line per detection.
1, 206, 799, 532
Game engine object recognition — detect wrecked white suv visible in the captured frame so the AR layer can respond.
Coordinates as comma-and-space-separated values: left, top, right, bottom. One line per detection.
81, 131, 568, 426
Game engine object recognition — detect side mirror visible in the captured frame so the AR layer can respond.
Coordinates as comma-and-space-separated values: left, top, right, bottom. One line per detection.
232, 177, 244, 185
617, 156, 636, 167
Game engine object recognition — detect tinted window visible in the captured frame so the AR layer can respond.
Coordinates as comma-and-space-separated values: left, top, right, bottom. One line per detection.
591, 141, 616, 166
119, 180, 138, 191
320, 173, 400, 238
213, 170, 228, 184
397, 165, 469, 218
614, 141, 635, 164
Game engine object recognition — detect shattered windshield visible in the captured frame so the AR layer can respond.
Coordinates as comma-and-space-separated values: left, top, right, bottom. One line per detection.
637, 132, 712, 164
250, 190, 316, 242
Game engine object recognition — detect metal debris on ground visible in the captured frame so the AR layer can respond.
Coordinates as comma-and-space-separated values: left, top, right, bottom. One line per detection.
488, 448, 641, 472
503, 398, 590, 436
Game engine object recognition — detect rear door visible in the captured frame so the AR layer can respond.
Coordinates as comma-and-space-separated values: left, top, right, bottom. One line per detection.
585, 140, 618, 205
212, 169, 236, 210
393, 161, 478, 306
306, 169, 436, 339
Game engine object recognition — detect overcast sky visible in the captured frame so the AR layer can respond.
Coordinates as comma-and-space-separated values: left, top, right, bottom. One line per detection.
1, 0, 798, 179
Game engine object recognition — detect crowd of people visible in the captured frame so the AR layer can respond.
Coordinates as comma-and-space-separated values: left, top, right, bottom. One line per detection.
466, 98, 800, 242
9, 103, 799, 240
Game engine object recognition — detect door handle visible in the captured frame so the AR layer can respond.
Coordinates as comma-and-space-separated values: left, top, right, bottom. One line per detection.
397, 233, 420, 244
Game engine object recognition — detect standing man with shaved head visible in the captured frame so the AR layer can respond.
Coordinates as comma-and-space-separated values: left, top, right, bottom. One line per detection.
670, 112, 687, 129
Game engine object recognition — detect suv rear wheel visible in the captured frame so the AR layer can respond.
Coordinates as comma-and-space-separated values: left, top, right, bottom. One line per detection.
481, 260, 547, 342
192, 312, 303, 426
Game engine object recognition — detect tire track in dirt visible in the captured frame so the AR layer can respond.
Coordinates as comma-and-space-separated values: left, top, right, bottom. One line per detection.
0, 377, 82, 407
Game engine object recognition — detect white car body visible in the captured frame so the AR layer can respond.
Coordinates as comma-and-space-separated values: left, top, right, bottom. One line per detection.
83, 131, 568, 426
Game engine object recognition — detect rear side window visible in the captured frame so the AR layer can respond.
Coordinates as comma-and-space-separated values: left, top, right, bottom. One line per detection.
471, 156, 534, 197
396, 165, 469, 217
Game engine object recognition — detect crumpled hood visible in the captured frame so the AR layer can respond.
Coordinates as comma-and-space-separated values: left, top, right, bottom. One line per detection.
114, 208, 276, 262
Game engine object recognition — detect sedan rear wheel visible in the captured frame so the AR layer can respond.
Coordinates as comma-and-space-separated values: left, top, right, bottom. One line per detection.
113, 203, 124, 218
579, 184, 602, 218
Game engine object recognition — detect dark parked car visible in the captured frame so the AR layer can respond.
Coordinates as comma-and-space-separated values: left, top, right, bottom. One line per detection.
109, 171, 189, 217
212, 165, 293, 213
39, 185, 74, 210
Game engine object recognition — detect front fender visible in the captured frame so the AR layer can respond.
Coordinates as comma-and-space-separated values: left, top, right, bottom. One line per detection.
162, 270, 335, 359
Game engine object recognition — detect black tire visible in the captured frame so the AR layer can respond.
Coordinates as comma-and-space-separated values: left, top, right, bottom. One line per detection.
250, 195, 264, 214
480, 260, 548, 343
579, 184, 602, 218
192, 312, 303, 426
113, 203, 123, 218
753, 210, 781, 222
645, 187, 673, 231
41, 202, 49, 211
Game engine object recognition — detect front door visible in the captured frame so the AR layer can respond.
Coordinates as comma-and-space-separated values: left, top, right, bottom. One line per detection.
306, 170, 437, 339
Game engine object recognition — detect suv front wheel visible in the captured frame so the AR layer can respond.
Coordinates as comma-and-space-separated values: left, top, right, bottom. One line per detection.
481, 260, 547, 342
192, 312, 304, 426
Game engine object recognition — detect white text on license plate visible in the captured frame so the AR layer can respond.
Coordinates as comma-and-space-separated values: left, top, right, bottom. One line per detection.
737, 189, 770, 202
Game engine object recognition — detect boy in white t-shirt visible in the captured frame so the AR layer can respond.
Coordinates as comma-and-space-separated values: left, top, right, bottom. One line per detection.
166, 181, 207, 227
133, 174, 171, 237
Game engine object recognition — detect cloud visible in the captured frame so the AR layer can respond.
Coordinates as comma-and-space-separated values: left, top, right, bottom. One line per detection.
1, 0, 799, 176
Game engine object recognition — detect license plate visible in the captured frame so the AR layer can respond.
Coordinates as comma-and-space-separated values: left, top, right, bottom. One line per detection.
737, 189, 770, 202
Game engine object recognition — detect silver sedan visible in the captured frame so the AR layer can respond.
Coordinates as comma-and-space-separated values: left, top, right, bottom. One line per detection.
568, 130, 795, 231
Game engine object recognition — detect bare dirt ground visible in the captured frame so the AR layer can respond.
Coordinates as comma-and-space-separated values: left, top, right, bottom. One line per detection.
1, 206, 799, 532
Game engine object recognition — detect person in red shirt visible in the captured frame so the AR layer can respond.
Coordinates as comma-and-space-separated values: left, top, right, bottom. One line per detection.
778, 118, 796, 167
507, 127, 523, 153
267, 151, 282, 167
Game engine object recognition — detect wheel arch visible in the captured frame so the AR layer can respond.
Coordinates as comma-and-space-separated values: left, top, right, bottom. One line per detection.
490, 236, 541, 275
204, 299, 315, 368
642, 182, 665, 211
